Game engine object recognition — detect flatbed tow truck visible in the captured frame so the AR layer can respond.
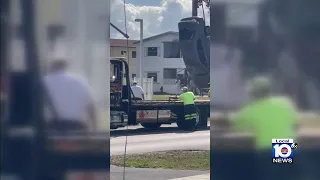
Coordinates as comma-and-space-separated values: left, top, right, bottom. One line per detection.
110, 57, 210, 130
109, 0, 211, 130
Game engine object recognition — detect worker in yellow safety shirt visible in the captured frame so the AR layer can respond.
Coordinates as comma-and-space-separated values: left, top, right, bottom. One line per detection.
177, 86, 198, 131
231, 76, 298, 179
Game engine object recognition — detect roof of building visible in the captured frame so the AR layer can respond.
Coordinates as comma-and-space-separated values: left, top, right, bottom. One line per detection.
110, 39, 137, 47
133, 31, 179, 44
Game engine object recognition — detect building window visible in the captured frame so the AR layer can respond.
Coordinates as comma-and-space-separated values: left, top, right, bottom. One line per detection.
132, 51, 136, 58
147, 72, 158, 82
121, 50, 126, 55
163, 41, 181, 58
147, 47, 158, 56
163, 68, 177, 79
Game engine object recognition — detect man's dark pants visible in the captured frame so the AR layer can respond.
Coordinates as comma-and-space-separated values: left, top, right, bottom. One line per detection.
177, 104, 197, 131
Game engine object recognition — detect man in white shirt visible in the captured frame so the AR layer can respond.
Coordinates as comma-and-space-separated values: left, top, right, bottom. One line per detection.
44, 59, 97, 130
131, 81, 144, 100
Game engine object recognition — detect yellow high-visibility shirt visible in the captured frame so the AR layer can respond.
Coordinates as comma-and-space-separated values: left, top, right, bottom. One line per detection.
178, 92, 195, 105
232, 96, 298, 149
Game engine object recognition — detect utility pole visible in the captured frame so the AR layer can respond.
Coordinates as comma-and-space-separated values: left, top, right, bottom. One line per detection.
135, 19, 143, 80
192, 0, 198, 16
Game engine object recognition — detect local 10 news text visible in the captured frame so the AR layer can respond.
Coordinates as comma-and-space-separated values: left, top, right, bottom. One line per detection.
272, 139, 298, 164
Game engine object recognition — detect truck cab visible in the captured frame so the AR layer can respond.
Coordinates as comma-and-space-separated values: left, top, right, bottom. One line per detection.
110, 57, 130, 129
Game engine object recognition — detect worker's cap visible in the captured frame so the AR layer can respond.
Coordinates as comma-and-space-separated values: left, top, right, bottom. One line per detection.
132, 80, 137, 84
181, 86, 188, 91
247, 76, 271, 93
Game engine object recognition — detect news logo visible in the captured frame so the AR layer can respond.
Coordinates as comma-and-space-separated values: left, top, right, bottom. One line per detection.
272, 139, 297, 164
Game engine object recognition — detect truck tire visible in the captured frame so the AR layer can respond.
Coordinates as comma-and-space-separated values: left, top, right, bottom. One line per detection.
110, 125, 118, 129
140, 123, 161, 129
195, 109, 200, 127
197, 108, 209, 129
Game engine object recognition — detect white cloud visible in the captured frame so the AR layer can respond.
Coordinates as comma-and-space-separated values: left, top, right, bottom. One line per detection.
110, 0, 210, 40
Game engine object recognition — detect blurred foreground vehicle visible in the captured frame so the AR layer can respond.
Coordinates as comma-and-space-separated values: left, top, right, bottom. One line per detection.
1, 0, 110, 179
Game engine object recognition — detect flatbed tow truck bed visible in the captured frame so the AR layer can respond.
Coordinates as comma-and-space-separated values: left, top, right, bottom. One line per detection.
131, 99, 209, 110
125, 99, 210, 128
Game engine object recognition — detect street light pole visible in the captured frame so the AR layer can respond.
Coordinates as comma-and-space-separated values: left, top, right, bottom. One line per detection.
135, 19, 143, 80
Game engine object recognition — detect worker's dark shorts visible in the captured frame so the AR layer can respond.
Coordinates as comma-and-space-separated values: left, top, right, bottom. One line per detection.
47, 119, 87, 131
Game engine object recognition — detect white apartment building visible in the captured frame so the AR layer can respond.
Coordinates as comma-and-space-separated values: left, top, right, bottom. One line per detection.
135, 31, 186, 94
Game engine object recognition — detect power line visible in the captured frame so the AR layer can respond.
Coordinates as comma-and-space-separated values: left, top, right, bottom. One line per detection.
122, 0, 130, 180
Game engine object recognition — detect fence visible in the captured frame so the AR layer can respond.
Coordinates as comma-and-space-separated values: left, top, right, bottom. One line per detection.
133, 77, 153, 100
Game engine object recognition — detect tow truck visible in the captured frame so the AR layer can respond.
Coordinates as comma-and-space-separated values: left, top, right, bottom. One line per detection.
109, 0, 211, 130
110, 57, 210, 130
108, 0, 210, 130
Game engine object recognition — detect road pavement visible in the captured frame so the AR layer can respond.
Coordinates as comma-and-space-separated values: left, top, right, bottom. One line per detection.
110, 166, 209, 180
110, 124, 210, 180
168, 173, 210, 180
110, 124, 210, 156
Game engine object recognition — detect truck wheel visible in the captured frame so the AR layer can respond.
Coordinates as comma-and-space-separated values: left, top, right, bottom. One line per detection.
195, 109, 200, 127
140, 123, 161, 129
110, 125, 118, 129
197, 108, 209, 129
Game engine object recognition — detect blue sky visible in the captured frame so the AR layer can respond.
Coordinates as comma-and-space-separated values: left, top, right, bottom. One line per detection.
111, 0, 210, 39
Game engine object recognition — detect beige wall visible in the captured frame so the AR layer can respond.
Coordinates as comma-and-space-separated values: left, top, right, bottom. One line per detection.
36, 0, 63, 67
10, 0, 63, 69
110, 46, 136, 78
